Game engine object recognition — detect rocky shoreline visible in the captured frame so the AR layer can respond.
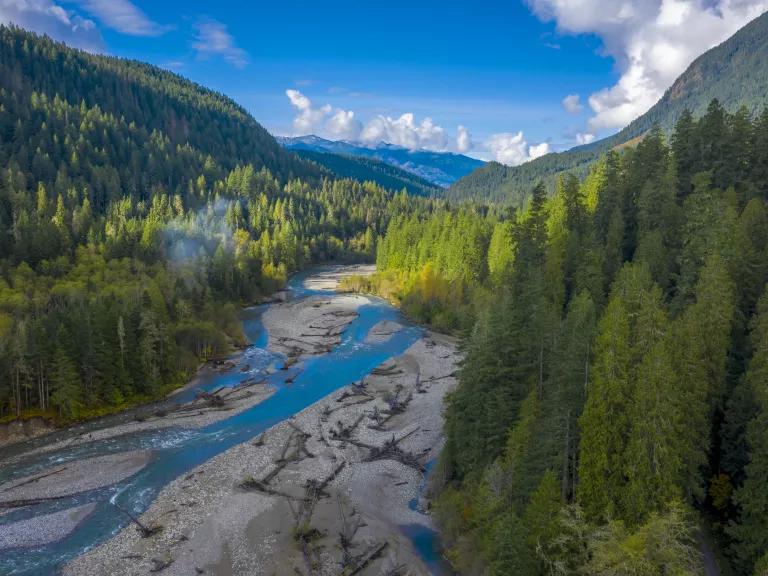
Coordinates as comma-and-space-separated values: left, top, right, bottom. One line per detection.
63, 328, 459, 575
0, 265, 460, 575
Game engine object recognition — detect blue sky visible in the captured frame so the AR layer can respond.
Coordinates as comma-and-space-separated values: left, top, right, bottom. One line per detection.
2, 0, 767, 163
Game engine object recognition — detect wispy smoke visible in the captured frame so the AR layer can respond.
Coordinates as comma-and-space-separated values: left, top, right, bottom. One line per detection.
161, 198, 235, 267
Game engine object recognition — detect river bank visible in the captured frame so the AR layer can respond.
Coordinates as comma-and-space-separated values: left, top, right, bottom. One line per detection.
0, 264, 459, 575
0, 265, 375, 452
0, 266, 374, 461
64, 328, 459, 575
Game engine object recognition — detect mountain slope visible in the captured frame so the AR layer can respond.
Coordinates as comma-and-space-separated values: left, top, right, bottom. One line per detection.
278, 135, 484, 187
0, 25, 318, 185
448, 9, 768, 205
294, 149, 442, 196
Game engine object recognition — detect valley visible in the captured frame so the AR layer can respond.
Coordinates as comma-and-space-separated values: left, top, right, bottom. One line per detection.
2, 4, 768, 575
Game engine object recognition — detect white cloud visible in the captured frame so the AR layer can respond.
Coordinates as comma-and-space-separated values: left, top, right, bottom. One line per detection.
360, 113, 449, 150
285, 89, 361, 140
282, 89, 552, 161
576, 132, 596, 144
326, 109, 362, 140
528, 0, 768, 131
562, 93, 583, 114
529, 141, 551, 159
192, 18, 248, 68
286, 89, 312, 111
456, 125, 472, 153
486, 132, 550, 166
286, 89, 333, 135
77, 0, 167, 36
284, 89, 467, 151
0, 0, 104, 51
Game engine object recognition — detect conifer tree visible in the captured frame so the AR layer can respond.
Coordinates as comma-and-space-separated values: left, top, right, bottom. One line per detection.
730, 289, 768, 574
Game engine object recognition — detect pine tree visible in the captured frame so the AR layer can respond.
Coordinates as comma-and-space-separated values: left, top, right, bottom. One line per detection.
523, 469, 563, 563
49, 345, 82, 419
672, 109, 698, 200
670, 255, 736, 501
578, 294, 632, 521
730, 289, 768, 574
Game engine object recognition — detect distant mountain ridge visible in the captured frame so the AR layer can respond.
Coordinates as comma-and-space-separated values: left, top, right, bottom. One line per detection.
293, 149, 441, 197
277, 135, 484, 187
448, 9, 768, 205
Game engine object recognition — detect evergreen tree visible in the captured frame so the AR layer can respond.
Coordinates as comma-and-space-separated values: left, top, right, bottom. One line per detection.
49, 345, 82, 419
730, 289, 768, 574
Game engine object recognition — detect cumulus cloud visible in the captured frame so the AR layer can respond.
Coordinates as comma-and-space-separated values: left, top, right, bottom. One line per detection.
360, 113, 448, 150
562, 93, 583, 114
77, 0, 168, 36
486, 132, 550, 166
326, 109, 362, 140
529, 0, 768, 131
286, 89, 335, 135
0, 0, 104, 52
576, 132, 596, 144
192, 18, 248, 68
284, 89, 471, 151
283, 89, 551, 160
286, 89, 312, 112
456, 125, 472, 153
529, 141, 551, 159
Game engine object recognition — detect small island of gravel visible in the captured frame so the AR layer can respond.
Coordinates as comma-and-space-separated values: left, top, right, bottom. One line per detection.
0, 503, 98, 550
0, 450, 153, 505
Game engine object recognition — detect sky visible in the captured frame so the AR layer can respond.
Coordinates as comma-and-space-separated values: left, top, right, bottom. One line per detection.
1, 0, 767, 164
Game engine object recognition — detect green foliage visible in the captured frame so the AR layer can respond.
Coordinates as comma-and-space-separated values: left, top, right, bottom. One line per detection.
579, 263, 680, 525
376, 101, 768, 575
729, 288, 768, 573
368, 208, 493, 330
487, 220, 516, 286
585, 503, 702, 576
0, 25, 440, 422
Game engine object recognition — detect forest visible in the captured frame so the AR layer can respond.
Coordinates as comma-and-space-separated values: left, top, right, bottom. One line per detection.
368, 101, 768, 575
0, 25, 439, 422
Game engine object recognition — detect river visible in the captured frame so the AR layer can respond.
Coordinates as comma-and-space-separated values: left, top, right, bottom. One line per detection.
0, 268, 449, 575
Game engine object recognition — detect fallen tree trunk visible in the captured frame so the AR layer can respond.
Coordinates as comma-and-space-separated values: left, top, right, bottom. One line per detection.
0, 494, 68, 509
1, 466, 67, 492
113, 502, 162, 538
344, 542, 389, 576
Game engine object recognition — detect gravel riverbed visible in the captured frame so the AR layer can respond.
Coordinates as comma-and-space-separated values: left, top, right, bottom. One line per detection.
64, 297, 460, 575
1, 265, 459, 576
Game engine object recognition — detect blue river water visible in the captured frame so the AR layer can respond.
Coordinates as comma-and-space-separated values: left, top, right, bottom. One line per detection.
0, 269, 448, 575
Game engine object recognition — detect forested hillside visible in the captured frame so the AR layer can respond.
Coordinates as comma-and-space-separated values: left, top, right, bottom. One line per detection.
291, 149, 442, 197
0, 25, 438, 423
0, 26, 317, 185
366, 101, 768, 575
447, 9, 768, 205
